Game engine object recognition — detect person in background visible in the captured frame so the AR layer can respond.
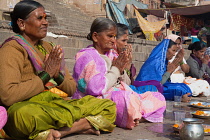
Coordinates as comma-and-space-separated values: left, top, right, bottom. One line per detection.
73, 17, 166, 129
205, 47, 210, 68
166, 34, 189, 82
0, 1, 116, 139
167, 34, 210, 97
114, 23, 161, 94
197, 22, 210, 46
191, 26, 200, 36
136, 39, 192, 102
108, 23, 135, 85
186, 41, 210, 86
198, 29, 207, 45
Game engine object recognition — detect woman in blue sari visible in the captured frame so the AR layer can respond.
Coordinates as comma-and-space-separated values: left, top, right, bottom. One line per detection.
135, 39, 192, 101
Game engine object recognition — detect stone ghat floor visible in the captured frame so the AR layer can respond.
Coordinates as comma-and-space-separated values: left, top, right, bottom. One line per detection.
1, 96, 210, 140
62, 96, 210, 140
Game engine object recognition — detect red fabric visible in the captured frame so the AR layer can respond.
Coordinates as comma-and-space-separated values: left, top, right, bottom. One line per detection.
169, 14, 195, 32
191, 28, 199, 35
154, 30, 165, 41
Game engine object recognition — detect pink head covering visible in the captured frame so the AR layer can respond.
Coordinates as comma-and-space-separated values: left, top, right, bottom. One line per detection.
165, 34, 181, 42
165, 34, 182, 49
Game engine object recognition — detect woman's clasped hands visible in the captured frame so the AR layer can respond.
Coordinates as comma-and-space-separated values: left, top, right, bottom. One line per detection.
44, 45, 63, 78
167, 59, 179, 74
167, 49, 185, 74
201, 54, 210, 65
202, 55, 210, 79
113, 45, 132, 74
176, 48, 185, 61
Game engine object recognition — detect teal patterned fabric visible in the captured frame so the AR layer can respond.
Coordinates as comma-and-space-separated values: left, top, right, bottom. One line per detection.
78, 78, 86, 93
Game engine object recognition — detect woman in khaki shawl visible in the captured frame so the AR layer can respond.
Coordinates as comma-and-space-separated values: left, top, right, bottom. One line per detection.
0, 1, 116, 139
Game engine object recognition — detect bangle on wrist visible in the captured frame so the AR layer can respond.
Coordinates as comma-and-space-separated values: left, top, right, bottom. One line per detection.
180, 61, 184, 65
38, 71, 51, 85
54, 73, 64, 86
125, 69, 131, 76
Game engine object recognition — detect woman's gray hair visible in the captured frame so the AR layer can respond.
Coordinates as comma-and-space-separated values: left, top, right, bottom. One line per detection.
116, 23, 128, 39
87, 17, 116, 41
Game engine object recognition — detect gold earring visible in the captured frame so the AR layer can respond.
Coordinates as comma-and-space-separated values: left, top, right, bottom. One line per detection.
20, 27, 24, 31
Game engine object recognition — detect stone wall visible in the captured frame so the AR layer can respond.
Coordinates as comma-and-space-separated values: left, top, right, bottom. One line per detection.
0, 0, 19, 11
0, 0, 20, 20
35, 0, 94, 37
0, 30, 191, 75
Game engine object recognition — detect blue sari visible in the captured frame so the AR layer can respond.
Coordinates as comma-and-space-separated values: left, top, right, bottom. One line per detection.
135, 39, 192, 100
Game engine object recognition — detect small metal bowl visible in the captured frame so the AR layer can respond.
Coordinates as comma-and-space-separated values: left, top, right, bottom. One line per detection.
182, 118, 204, 123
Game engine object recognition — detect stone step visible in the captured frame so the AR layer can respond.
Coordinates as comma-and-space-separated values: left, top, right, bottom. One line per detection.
37, 0, 91, 18
36, 0, 94, 32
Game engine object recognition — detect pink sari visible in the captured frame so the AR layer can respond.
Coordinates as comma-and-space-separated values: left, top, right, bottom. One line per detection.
0, 106, 7, 129
73, 46, 166, 129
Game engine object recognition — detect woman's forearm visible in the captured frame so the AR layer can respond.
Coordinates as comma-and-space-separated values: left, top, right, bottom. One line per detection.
181, 64, 190, 73
105, 66, 121, 90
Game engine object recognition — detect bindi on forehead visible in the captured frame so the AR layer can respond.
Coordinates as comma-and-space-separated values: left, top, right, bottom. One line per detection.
43, 13, 46, 18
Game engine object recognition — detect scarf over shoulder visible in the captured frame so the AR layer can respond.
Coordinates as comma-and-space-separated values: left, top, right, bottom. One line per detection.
136, 39, 192, 100
0, 35, 66, 89
73, 45, 108, 97
136, 39, 169, 82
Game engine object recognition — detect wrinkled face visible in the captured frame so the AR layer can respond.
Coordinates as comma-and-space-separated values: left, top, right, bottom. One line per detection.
175, 38, 182, 50
94, 26, 117, 54
21, 7, 48, 40
116, 30, 129, 53
194, 47, 207, 60
166, 44, 177, 60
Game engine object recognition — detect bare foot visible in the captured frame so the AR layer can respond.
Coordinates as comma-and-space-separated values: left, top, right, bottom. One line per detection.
46, 129, 61, 140
80, 128, 100, 136
134, 119, 140, 126
182, 93, 191, 102
139, 117, 148, 123
58, 118, 100, 137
